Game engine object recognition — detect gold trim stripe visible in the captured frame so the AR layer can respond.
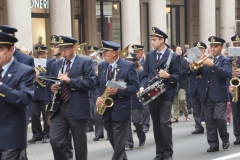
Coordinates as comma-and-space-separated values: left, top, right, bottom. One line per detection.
58, 43, 74, 46
0, 42, 13, 45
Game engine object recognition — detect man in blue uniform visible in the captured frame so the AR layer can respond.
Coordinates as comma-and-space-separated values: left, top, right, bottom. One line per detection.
28, 46, 50, 143
189, 41, 207, 134
140, 27, 181, 160
49, 36, 95, 160
95, 40, 139, 160
132, 44, 150, 133
0, 32, 35, 160
194, 36, 231, 152
229, 34, 240, 145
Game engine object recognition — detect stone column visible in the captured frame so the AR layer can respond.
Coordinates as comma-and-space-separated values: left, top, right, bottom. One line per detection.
199, 0, 215, 47
149, 0, 166, 33
7, 1, 33, 50
50, 0, 72, 36
121, 0, 141, 49
220, 0, 235, 42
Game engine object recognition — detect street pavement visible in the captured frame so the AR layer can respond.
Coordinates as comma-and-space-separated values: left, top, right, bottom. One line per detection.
27, 114, 240, 160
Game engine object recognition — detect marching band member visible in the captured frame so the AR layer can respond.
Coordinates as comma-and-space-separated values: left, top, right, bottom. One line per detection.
95, 40, 139, 160
140, 27, 181, 160
125, 53, 146, 151
193, 36, 231, 152
132, 44, 150, 133
0, 32, 35, 160
86, 45, 98, 133
229, 34, 240, 145
49, 36, 95, 160
189, 42, 207, 134
28, 46, 50, 143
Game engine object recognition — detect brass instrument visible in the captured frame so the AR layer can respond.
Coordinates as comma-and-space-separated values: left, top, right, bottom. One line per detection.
96, 65, 118, 115
76, 43, 87, 56
119, 44, 130, 58
35, 66, 47, 87
230, 55, 240, 103
192, 52, 213, 70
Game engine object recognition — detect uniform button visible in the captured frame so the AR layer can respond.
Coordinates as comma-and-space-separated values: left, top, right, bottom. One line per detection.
207, 81, 209, 83
37, 86, 38, 88
206, 88, 208, 90
195, 82, 197, 83
156, 69, 159, 72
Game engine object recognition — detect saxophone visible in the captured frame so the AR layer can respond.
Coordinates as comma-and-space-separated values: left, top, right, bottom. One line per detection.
96, 65, 118, 115
230, 55, 240, 103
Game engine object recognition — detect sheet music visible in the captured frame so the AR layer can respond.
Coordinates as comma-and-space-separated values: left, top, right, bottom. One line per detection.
187, 47, 202, 63
228, 47, 240, 57
106, 81, 127, 90
34, 58, 47, 67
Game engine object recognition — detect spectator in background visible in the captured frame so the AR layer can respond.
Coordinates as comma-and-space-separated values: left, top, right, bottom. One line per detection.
183, 44, 189, 57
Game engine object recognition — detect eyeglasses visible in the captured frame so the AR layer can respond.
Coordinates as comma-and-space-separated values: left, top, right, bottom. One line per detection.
60, 46, 71, 52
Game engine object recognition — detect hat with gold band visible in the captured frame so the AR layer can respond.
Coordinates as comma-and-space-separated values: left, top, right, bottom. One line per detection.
0, 32, 18, 46
101, 40, 120, 51
208, 36, 225, 45
0, 25, 18, 36
132, 44, 144, 51
150, 27, 168, 39
35, 46, 47, 53
58, 36, 77, 46
88, 45, 98, 52
231, 35, 240, 43
194, 41, 207, 49
50, 35, 59, 45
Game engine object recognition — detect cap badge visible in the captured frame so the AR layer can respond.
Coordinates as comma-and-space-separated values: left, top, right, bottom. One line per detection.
51, 36, 56, 43
90, 46, 94, 51
134, 45, 137, 49
59, 37, 64, 43
197, 42, 201, 47
211, 37, 215, 42
236, 36, 240, 41
0, 29, 2, 32
38, 47, 41, 51
152, 28, 155, 34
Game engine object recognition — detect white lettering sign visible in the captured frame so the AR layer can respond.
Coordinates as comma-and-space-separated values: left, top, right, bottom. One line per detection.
31, 0, 49, 9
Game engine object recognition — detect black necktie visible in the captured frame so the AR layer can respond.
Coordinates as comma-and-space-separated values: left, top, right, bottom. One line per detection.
61, 61, 71, 102
213, 57, 217, 63
0, 67, 3, 82
108, 65, 112, 80
157, 53, 162, 63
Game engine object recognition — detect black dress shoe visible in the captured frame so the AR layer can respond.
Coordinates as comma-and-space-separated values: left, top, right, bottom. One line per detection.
207, 147, 219, 152
191, 130, 204, 134
139, 141, 145, 148
234, 139, 240, 145
42, 137, 50, 143
86, 127, 94, 132
222, 142, 230, 149
152, 156, 164, 160
93, 135, 104, 141
125, 145, 133, 151
28, 137, 42, 143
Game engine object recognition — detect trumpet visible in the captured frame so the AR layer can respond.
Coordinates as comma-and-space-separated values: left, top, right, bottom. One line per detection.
192, 52, 214, 70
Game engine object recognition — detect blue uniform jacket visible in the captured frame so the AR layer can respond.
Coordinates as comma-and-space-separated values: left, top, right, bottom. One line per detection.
49, 56, 96, 119
141, 49, 181, 102
131, 69, 143, 110
193, 55, 231, 102
13, 48, 35, 68
0, 59, 35, 150
188, 67, 202, 97
95, 58, 140, 121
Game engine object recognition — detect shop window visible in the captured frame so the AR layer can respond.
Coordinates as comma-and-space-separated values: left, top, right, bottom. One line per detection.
96, 1, 122, 47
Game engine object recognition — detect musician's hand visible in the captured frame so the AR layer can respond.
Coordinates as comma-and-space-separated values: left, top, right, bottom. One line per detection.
234, 69, 240, 77
200, 54, 207, 59
108, 88, 118, 95
137, 87, 144, 95
58, 74, 70, 83
96, 97, 103, 106
159, 69, 170, 79
202, 58, 213, 67
35, 70, 40, 79
229, 85, 233, 94
51, 83, 59, 93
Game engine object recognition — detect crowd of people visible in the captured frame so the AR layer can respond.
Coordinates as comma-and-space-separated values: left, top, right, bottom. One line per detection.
0, 24, 240, 160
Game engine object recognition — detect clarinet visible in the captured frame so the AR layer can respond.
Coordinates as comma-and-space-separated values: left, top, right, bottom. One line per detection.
48, 58, 66, 112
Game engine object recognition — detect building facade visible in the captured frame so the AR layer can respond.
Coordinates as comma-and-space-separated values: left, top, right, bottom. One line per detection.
0, 0, 239, 56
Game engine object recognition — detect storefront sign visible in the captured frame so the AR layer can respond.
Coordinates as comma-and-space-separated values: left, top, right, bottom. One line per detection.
31, 0, 49, 9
